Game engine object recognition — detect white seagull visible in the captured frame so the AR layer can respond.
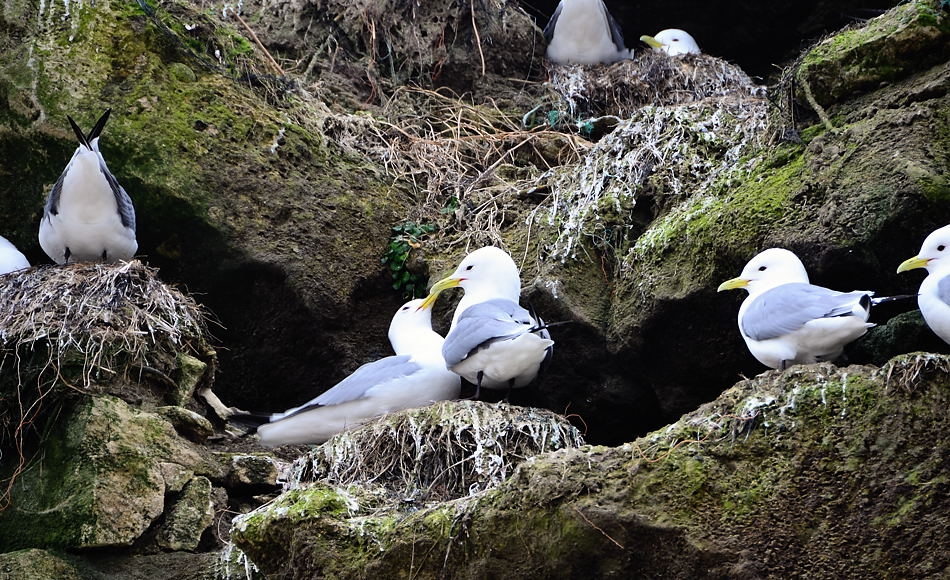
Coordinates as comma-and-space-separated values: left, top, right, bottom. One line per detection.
419, 246, 554, 399
0, 235, 30, 275
717, 248, 875, 370
39, 109, 138, 264
253, 299, 461, 447
897, 224, 950, 344
639, 29, 701, 56
543, 0, 629, 65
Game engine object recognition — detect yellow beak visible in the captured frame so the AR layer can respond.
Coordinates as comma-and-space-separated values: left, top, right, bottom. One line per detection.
639, 35, 664, 49
717, 277, 749, 292
418, 276, 462, 310
896, 255, 929, 274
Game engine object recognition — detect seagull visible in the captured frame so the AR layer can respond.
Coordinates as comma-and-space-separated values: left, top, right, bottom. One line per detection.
543, 0, 629, 65
717, 248, 875, 370
419, 246, 554, 399
0, 235, 30, 275
639, 29, 701, 56
897, 224, 950, 344
251, 299, 461, 447
39, 109, 138, 264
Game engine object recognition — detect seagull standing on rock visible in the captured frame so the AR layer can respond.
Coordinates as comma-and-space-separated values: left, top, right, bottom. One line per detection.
897, 224, 950, 344
0, 235, 29, 275
639, 29, 701, 56
718, 248, 876, 370
419, 246, 554, 400
543, 0, 629, 65
249, 299, 461, 447
39, 109, 138, 264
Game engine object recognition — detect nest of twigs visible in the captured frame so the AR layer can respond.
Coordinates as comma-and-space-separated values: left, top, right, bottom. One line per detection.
546, 50, 766, 123
287, 400, 585, 503
0, 261, 212, 438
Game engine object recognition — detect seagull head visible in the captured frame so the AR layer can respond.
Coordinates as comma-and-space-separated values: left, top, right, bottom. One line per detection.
718, 248, 810, 296
418, 246, 522, 311
897, 224, 950, 275
639, 29, 701, 56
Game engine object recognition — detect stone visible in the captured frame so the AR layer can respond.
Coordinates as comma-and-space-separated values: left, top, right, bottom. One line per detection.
157, 477, 215, 552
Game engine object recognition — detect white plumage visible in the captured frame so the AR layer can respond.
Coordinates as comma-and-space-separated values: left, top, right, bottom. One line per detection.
0, 235, 30, 275
897, 224, 950, 344
718, 248, 874, 370
254, 299, 461, 447
543, 0, 629, 65
419, 246, 553, 398
639, 29, 701, 56
39, 109, 137, 264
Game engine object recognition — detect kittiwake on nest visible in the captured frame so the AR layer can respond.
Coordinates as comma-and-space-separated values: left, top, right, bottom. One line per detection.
543, 0, 629, 65
39, 109, 138, 264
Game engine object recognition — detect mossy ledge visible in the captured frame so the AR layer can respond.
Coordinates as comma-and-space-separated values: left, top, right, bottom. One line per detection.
232, 354, 950, 578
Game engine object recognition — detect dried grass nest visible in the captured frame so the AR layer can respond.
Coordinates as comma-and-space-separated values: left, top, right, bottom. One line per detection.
0, 261, 212, 436
287, 400, 585, 504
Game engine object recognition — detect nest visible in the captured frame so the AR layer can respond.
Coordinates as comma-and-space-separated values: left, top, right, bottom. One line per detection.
546, 51, 766, 123
0, 261, 213, 473
286, 400, 585, 504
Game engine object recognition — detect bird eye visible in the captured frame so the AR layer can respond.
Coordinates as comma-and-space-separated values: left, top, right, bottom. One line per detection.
939, 245, 946, 252
758, 265, 767, 271
465, 265, 474, 271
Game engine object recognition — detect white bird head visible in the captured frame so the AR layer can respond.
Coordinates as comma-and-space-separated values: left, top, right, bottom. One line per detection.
718, 248, 810, 296
897, 224, 950, 275
388, 298, 433, 350
639, 28, 701, 56
420, 246, 521, 302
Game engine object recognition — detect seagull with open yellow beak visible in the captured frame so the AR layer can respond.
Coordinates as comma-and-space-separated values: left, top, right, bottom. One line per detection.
419, 246, 553, 400
897, 224, 950, 344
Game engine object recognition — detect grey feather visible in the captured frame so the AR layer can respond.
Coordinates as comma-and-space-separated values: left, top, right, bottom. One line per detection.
281, 355, 421, 419
742, 283, 872, 341
442, 299, 540, 366
96, 148, 136, 230
45, 172, 65, 217
542, 2, 562, 42
937, 275, 950, 308
605, 5, 625, 50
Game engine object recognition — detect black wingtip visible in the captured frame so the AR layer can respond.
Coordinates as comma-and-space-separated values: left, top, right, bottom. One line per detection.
87, 108, 112, 142
66, 114, 89, 148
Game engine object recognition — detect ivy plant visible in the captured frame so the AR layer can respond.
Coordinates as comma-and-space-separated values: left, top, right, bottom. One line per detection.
382, 221, 437, 299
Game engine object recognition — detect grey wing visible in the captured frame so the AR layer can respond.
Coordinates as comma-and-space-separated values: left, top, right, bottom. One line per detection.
936, 274, 950, 307
45, 171, 67, 217
442, 300, 536, 366
95, 146, 136, 230
604, 3, 626, 50
742, 283, 869, 341
314, 355, 420, 406
276, 355, 420, 420
542, 1, 563, 42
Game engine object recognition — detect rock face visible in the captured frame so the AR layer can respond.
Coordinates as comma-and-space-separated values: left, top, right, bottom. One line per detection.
232, 354, 950, 578
0, 0, 949, 577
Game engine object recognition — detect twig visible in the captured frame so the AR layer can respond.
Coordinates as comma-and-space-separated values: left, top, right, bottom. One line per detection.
235, 13, 285, 76
573, 506, 624, 549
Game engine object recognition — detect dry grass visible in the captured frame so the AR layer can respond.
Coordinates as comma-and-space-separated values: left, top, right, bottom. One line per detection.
287, 400, 585, 503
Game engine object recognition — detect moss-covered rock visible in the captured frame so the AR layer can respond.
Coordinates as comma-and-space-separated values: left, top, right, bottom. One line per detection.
0, 395, 221, 549
231, 354, 950, 578
0, 549, 84, 580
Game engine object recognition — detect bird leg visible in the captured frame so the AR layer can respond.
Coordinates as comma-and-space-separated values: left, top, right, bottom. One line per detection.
464, 371, 485, 401
500, 378, 516, 404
